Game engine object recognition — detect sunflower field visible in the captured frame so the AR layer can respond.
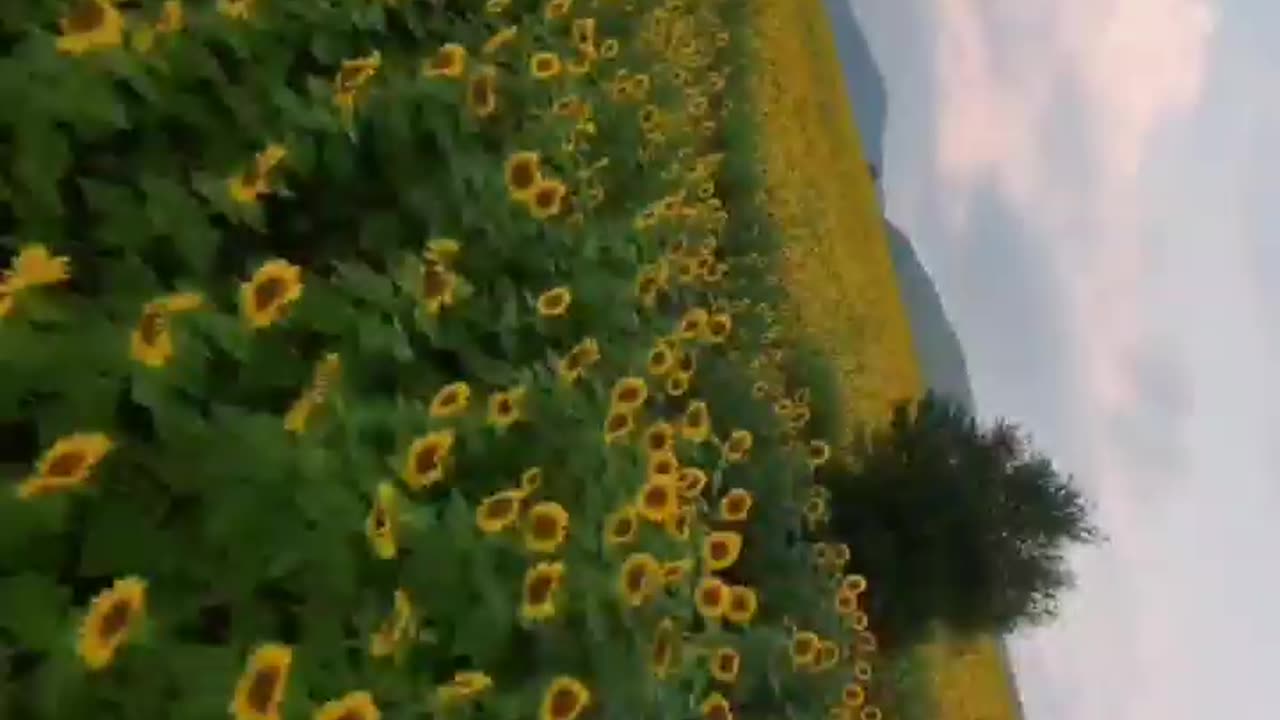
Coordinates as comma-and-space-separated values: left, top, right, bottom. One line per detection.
0, 1, 910, 720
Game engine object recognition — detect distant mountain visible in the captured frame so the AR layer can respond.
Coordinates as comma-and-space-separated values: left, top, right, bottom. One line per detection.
884, 221, 975, 411
822, 0, 888, 171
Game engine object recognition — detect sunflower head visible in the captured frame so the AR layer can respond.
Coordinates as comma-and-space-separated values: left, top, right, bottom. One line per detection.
487, 386, 527, 429
807, 439, 832, 467
835, 587, 859, 616
402, 429, 456, 490
681, 400, 711, 442
663, 505, 693, 540
366, 482, 400, 559
644, 421, 675, 455
57, 0, 125, 56
430, 381, 472, 419
646, 451, 679, 481
815, 640, 840, 670
424, 43, 468, 78
528, 179, 568, 220
600, 38, 619, 59
647, 341, 677, 376
505, 151, 542, 200
521, 561, 565, 623
476, 489, 526, 534
530, 51, 563, 79
705, 312, 732, 343
314, 690, 380, 720
18, 432, 114, 500
710, 647, 740, 683
854, 658, 873, 681
677, 467, 708, 499
725, 585, 758, 625
241, 259, 303, 330
540, 675, 590, 720
718, 488, 753, 522
723, 429, 753, 463
604, 505, 638, 546
700, 692, 733, 720
482, 25, 519, 56
661, 558, 694, 587
702, 531, 743, 571
677, 307, 709, 340
789, 631, 819, 667
524, 501, 569, 553
694, 576, 729, 619
842, 574, 869, 595
231, 643, 293, 720
843, 683, 866, 708
467, 65, 499, 118
603, 409, 634, 444
559, 337, 601, 383
651, 617, 680, 678
76, 576, 146, 670
618, 552, 660, 607
436, 670, 494, 707
544, 0, 572, 21
610, 377, 648, 410
537, 286, 573, 318
521, 466, 544, 493
636, 479, 678, 523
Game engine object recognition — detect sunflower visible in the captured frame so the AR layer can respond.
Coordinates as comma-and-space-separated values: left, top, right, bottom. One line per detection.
661, 557, 694, 586
537, 286, 572, 317
681, 401, 711, 442
521, 561, 565, 622
677, 467, 708, 498
705, 312, 732, 343
529, 179, 568, 220
694, 576, 729, 619
722, 429, 753, 463
646, 451, 679, 482
425, 238, 461, 265
700, 692, 733, 720
860, 708, 883, 720
789, 631, 819, 668
650, 617, 679, 678
644, 421, 675, 456
832, 542, 851, 568
571, 17, 596, 56
618, 552, 660, 607
423, 43, 467, 78
543, 0, 572, 20
521, 467, 544, 493
485, 0, 510, 12
217, 0, 254, 19
429, 381, 471, 419
558, 337, 601, 383
664, 505, 694, 540
0, 279, 17, 318
530, 52, 563, 79
807, 439, 831, 467
230, 643, 293, 720
476, 489, 525, 535
636, 479, 678, 523
603, 505, 638, 546
853, 659, 873, 681
467, 65, 499, 118
504, 151, 542, 201
436, 670, 494, 706
365, 483, 400, 560
540, 676, 590, 720
803, 496, 828, 526
369, 589, 417, 659
843, 683, 866, 708
834, 587, 859, 616
56, 0, 125, 55
627, 73, 651, 97
333, 51, 382, 122
314, 691, 380, 720
487, 386, 526, 429
600, 38, 619, 59
76, 576, 146, 670
420, 260, 459, 316
482, 25, 518, 56
646, 341, 677, 376
725, 586, 758, 625
849, 610, 870, 633
524, 501, 569, 553
130, 307, 173, 369
240, 259, 303, 329
842, 574, 868, 594
676, 348, 697, 376
702, 531, 743, 571
709, 647, 740, 684
856, 630, 879, 654
16, 432, 114, 500
401, 429, 456, 490
602, 409, 634, 444
229, 144, 288, 205
815, 641, 840, 670
610, 377, 648, 410
718, 489, 753, 522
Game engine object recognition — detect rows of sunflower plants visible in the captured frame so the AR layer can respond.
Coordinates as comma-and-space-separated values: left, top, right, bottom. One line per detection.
0, 1, 890, 719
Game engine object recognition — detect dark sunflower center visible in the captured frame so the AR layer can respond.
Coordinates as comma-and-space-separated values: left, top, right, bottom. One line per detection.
337, 66, 369, 93
726, 499, 744, 516
138, 309, 165, 345
706, 703, 730, 720
484, 497, 514, 520
96, 598, 132, 640
470, 76, 493, 107
717, 654, 735, 674
606, 413, 629, 433
534, 186, 559, 210
549, 687, 579, 718
422, 264, 449, 298
65, 1, 106, 33
373, 506, 389, 532
431, 49, 458, 71
246, 667, 281, 713
496, 397, 515, 416
413, 445, 441, 475
643, 486, 668, 509
647, 433, 667, 452
731, 596, 748, 613
509, 160, 536, 190
652, 459, 674, 475
531, 512, 558, 539
709, 319, 727, 336
700, 587, 722, 607
542, 293, 566, 312
438, 389, 459, 408
709, 541, 728, 561
793, 638, 813, 656
527, 573, 554, 604
678, 355, 695, 373
252, 277, 286, 312
625, 564, 649, 593
611, 516, 633, 538
616, 386, 640, 404
45, 450, 87, 478
535, 58, 555, 74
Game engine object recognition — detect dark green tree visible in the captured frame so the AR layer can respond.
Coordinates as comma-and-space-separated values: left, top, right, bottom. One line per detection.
820, 392, 1101, 649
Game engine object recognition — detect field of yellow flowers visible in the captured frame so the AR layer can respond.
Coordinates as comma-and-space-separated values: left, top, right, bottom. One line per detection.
0, 1, 902, 720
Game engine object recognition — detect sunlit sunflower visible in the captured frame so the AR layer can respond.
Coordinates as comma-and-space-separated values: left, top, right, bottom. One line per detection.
537, 286, 572, 318
369, 589, 416, 659
467, 65, 498, 118
520, 561, 565, 622
853, 659, 873, 681
650, 617, 679, 678
423, 43, 467, 78
725, 585, 758, 625
521, 466, 544, 493
476, 489, 525, 535
677, 467, 708, 499
849, 610, 870, 633
803, 496, 828, 527
676, 308, 709, 340
571, 17, 596, 56
815, 640, 840, 670
680, 401, 711, 443
722, 429, 753, 463
843, 683, 866, 708
664, 506, 693, 541
807, 439, 832, 467
842, 574, 868, 595
482, 25, 518, 56
646, 451, 679, 482
694, 576, 730, 619
524, 501, 569, 553
603, 409, 634, 444
539, 676, 590, 720
710, 647, 740, 684
558, 337, 601, 384
333, 51, 382, 123
230, 643, 293, 720
856, 630, 879, 654
603, 505, 638, 546
429, 381, 471, 420
436, 670, 494, 706
636, 479, 678, 523
401, 429, 456, 490
718, 489, 753, 522
487, 386, 526, 429
644, 421, 675, 456
789, 631, 819, 668
530, 52, 562, 79
56, 0, 125, 55
675, 348, 697, 376
420, 259, 459, 316
528, 179, 568, 220
217, 0, 255, 20
504, 151, 542, 201
647, 341, 677, 376
240, 259, 303, 329
610, 377, 648, 410
543, 0, 572, 21
618, 552, 660, 607
228, 144, 288, 205
832, 542, 851, 568
835, 587, 859, 616
702, 531, 743, 571
76, 576, 146, 670
600, 38, 619, 59
661, 558, 694, 587
365, 483, 400, 560
314, 691, 380, 720
16, 432, 114, 500
700, 692, 733, 720
705, 313, 732, 343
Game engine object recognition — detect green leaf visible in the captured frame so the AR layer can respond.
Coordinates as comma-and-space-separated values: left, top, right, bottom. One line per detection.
0, 573, 69, 650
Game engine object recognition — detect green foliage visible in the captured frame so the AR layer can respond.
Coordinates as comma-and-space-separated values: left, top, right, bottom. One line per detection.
0, 2, 869, 720
820, 392, 1101, 650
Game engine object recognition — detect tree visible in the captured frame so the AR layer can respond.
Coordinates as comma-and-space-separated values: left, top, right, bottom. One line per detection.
820, 393, 1101, 649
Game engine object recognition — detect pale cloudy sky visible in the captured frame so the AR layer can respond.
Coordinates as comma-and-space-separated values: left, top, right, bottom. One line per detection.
845, 0, 1280, 718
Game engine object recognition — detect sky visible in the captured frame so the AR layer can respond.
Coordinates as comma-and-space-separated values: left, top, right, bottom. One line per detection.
844, 0, 1280, 718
